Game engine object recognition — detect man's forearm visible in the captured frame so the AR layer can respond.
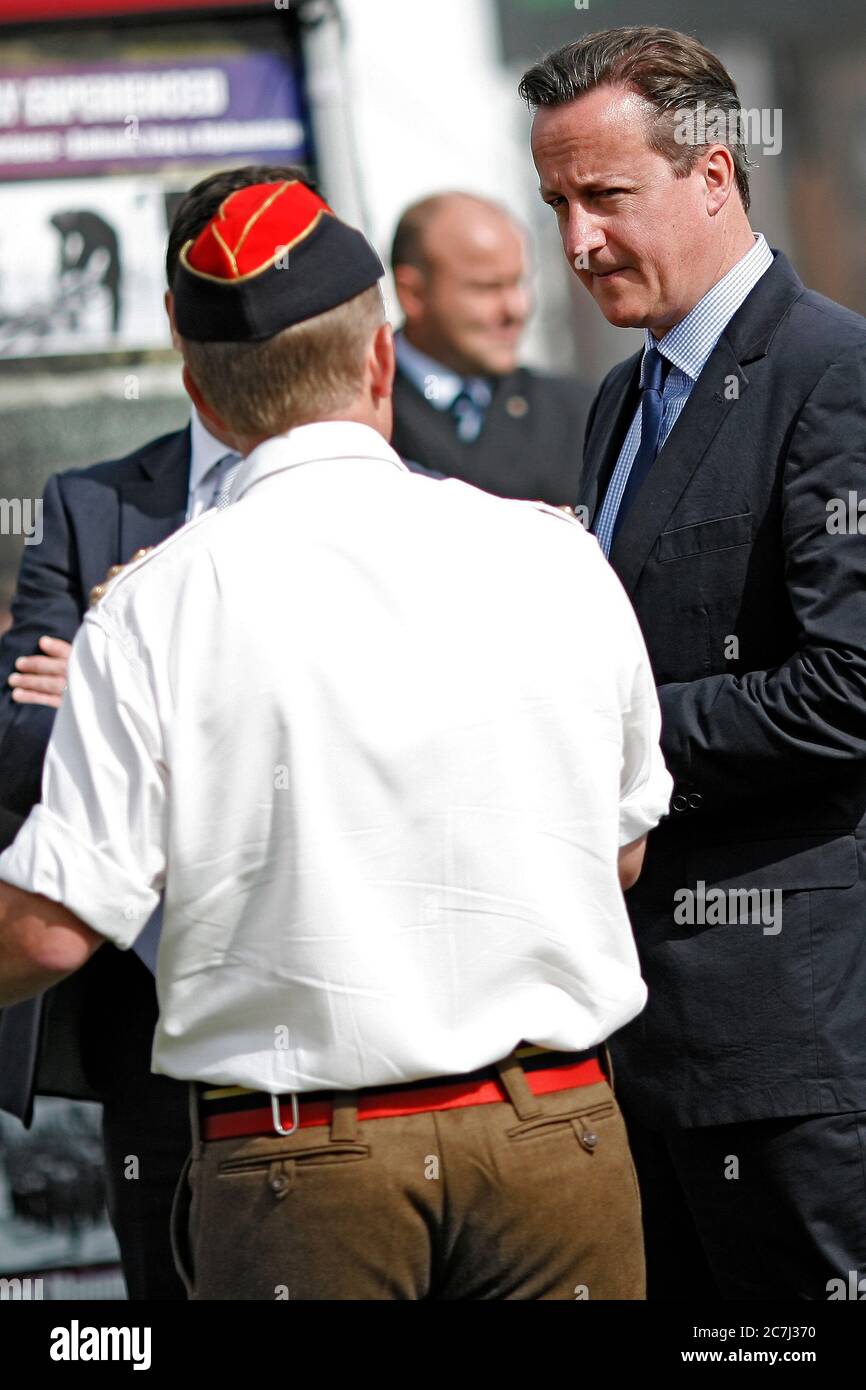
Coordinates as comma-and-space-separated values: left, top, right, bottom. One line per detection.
659, 649, 866, 805
0, 881, 103, 1006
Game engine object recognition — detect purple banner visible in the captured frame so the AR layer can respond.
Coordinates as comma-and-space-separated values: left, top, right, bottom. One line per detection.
0, 54, 308, 179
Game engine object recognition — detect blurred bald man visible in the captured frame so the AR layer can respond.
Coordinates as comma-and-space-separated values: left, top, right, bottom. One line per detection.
391, 192, 593, 504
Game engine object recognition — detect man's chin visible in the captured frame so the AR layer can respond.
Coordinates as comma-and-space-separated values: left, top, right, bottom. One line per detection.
593, 292, 651, 330
472, 351, 520, 377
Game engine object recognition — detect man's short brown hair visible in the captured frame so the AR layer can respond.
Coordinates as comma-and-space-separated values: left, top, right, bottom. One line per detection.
180, 284, 384, 437
518, 26, 754, 213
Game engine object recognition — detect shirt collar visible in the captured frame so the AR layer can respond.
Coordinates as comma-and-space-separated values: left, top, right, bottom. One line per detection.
648, 232, 774, 382
233, 421, 408, 502
189, 408, 238, 494
394, 329, 492, 411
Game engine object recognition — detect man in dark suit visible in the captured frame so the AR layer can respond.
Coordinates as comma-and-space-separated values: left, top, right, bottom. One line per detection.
0, 162, 308, 1299
390, 192, 593, 504
521, 27, 866, 1298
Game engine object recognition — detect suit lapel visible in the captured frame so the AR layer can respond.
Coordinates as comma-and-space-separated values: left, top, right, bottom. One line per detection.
610, 337, 748, 596
118, 427, 190, 559
598, 250, 806, 598
580, 353, 641, 520
393, 371, 463, 469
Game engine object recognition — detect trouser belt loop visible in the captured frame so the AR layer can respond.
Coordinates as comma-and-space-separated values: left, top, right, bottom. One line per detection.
330, 1090, 359, 1142
494, 1052, 544, 1121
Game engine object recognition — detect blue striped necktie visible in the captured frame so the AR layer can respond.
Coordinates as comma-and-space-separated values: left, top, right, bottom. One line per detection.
450, 382, 489, 443
595, 345, 670, 554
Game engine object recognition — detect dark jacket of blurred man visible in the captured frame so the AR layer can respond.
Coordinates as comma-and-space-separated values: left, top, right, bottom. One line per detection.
390, 192, 593, 504
0, 163, 308, 1300
522, 25, 866, 1301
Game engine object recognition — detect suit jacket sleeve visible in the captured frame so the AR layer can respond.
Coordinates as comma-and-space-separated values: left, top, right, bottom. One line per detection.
658, 344, 866, 804
0, 473, 84, 816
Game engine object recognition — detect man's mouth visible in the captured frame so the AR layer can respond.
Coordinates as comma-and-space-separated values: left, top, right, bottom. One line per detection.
592, 266, 630, 280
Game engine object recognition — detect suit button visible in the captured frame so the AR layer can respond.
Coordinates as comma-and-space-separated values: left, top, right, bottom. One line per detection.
671, 795, 688, 812
687, 793, 703, 809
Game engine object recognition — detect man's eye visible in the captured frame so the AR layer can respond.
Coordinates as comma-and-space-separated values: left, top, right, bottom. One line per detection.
545, 197, 566, 211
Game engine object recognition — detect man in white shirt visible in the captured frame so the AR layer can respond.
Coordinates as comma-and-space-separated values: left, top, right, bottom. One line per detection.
0, 178, 671, 1299
0, 163, 306, 1301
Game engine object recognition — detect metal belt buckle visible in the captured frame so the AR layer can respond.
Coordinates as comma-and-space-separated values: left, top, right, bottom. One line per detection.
271, 1092, 300, 1137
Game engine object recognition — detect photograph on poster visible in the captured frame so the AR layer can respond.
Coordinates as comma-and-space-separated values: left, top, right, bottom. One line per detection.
0, 176, 170, 359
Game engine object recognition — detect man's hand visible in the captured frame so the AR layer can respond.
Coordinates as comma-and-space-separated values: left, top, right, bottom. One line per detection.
618, 835, 647, 892
8, 636, 71, 709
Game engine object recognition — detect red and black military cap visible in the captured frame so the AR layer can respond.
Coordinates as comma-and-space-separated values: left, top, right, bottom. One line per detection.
172, 179, 384, 343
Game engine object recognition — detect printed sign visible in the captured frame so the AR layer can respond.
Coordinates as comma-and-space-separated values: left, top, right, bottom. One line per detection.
0, 54, 307, 179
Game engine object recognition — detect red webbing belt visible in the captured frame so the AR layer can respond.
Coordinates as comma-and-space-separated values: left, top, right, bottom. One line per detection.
201, 1055, 605, 1142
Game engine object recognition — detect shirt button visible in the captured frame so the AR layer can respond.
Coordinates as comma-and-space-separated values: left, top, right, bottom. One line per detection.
122, 903, 138, 921
671, 795, 688, 813
687, 793, 704, 810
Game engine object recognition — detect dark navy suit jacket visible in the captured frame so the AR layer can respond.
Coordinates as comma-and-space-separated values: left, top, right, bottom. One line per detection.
579, 251, 866, 1127
0, 428, 190, 1124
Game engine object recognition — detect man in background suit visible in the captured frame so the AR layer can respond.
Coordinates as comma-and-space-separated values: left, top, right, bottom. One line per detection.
0, 162, 308, 1299
390, 192, 593, 504
522, 27, 866, 1298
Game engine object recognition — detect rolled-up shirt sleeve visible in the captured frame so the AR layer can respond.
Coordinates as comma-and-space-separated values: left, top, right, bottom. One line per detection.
0, 607, 167, 949
617, 612, 673, 847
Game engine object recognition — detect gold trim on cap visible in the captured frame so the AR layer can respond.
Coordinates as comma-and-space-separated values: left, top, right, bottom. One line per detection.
234, 180, 293, 262
179, 179, 334, 285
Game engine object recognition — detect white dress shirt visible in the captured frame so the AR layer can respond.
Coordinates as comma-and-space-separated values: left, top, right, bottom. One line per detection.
131, 410, 240, 973
0, 422, 672, 1093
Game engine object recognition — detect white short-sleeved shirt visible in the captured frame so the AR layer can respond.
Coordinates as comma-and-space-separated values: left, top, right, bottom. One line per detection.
0, 422, 672, 1092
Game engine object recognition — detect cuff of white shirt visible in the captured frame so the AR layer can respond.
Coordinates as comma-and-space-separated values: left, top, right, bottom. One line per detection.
0, 803, 158, 950
618, 775, 673, 846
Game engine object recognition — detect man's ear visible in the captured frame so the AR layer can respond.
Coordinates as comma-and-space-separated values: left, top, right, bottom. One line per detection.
164, 290, 182, 351
703, 144, 737, 216
181, 362, 229, 434
370, 321, 395, 401
392, 263, 426, 322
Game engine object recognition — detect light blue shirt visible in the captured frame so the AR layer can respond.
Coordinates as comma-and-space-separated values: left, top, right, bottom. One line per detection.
593, 233, 774, 556
395, 331, 492, 442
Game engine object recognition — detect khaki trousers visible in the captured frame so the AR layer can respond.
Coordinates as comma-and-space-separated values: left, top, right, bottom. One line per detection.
171, 1052, 645, 1300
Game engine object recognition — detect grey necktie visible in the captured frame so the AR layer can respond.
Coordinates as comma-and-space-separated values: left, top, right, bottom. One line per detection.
210, 453, 243, 510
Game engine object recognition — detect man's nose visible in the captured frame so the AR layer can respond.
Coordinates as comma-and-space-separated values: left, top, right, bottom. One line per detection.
503, 282, 532, 323
566, 211, 606, 268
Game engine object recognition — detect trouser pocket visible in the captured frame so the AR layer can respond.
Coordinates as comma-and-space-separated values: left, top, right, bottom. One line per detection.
168, 1150, 196, 1299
